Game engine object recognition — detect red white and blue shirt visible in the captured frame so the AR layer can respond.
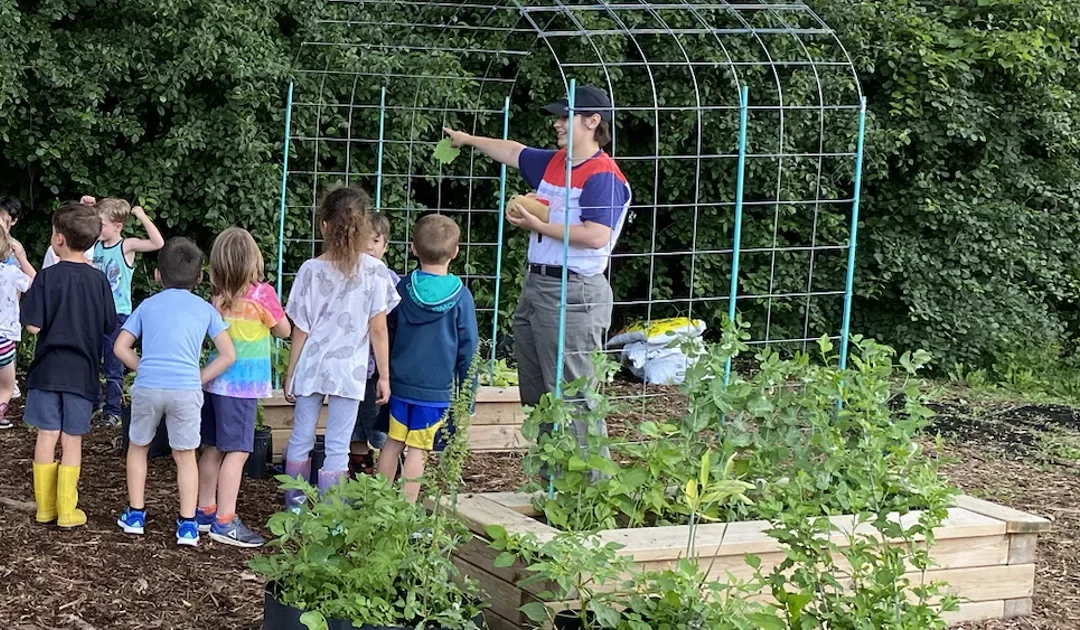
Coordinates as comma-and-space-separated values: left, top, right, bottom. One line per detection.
519, 148, 632, 277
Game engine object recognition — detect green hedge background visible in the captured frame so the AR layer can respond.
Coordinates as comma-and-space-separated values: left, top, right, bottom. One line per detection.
1, 0, 1077, 375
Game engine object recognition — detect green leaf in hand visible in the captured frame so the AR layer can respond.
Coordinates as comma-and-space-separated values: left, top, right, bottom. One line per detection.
433, 138, 460, 165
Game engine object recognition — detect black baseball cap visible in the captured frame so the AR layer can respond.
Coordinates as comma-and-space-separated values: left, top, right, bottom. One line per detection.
541, 85, 613, 122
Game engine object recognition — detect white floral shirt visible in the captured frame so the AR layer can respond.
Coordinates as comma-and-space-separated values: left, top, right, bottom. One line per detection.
285, 254, 400, 400
0, 264, 31, 341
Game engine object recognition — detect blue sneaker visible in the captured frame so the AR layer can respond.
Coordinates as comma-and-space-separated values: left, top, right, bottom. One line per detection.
195, 507, 217, 533
209, 516, 265, 548
117, 507, 146, 535
176, 519, 200, 547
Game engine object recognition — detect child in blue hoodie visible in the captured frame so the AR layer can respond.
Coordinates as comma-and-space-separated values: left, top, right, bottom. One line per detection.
376, 214, 477, 502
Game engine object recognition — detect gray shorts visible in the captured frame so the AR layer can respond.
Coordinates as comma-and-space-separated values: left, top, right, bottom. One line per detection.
130, 387, 204, 451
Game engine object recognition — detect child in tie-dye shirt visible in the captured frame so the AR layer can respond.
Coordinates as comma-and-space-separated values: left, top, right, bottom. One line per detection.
197, 228, 291, 547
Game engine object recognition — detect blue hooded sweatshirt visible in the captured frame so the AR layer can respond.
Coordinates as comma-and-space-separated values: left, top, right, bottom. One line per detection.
388, 270, 478, 403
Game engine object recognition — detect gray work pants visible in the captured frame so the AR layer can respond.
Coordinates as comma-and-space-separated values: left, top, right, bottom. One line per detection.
513, 270, 613, 448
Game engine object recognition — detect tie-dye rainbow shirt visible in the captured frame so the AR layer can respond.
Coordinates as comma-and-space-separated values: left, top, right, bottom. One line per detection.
203, 282, 285, 399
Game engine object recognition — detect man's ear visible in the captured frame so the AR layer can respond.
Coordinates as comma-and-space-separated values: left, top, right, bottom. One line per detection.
154, 268, 162, 285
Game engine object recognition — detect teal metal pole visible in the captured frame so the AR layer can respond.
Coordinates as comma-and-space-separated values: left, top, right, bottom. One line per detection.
724, 85, 749, 385
550, 79, 576, 499
274, 81, 295, 389
275, 81, 295, 298
553, 79, 576, 400
838, 97, 867, 373
375, 86, 387, 211
490, 97, 511, 381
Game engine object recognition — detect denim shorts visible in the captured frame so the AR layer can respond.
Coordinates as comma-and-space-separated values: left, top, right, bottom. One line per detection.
200, 392, 257, 453
24, 389, 94, 436
130, 387, 204, 451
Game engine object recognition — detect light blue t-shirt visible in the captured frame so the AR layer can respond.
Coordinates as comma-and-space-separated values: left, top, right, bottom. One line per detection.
123, 288, 229, 390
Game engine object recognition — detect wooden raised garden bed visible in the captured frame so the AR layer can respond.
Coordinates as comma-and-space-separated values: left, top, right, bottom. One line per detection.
264, 386, 528, 461
450, 492, 1050, 630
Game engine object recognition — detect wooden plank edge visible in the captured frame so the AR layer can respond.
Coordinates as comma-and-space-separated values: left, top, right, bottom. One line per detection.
954, 495, 1051, 534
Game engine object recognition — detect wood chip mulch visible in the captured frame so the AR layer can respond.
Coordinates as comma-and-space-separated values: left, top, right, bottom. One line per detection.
1, 388, 1078, 628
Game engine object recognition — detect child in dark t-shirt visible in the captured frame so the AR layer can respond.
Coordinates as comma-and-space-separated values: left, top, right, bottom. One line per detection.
22, 203, 117, 529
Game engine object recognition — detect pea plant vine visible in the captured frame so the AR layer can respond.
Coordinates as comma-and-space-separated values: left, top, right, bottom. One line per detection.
492, 318, 960, 628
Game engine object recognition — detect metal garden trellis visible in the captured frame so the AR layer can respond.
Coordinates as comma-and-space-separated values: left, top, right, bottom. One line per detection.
274, 0, 866, 409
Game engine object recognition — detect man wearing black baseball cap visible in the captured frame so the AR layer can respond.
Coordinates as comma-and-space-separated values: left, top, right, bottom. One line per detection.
444, 85, 631, 458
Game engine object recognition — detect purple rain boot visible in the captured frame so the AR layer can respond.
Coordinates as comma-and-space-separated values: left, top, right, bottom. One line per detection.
283, 458, 311, 512
317, 469, 348, 497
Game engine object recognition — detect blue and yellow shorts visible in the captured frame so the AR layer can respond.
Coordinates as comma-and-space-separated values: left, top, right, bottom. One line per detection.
387, 396, 452, 452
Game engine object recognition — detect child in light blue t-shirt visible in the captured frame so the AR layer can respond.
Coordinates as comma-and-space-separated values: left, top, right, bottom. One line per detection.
112, 237, 235, 547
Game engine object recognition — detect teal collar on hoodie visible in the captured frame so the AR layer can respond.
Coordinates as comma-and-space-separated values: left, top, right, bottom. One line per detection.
407, 270, 463, 313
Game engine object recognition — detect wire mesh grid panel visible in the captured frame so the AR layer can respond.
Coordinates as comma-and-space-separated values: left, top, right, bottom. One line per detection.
276, 0, 864, 411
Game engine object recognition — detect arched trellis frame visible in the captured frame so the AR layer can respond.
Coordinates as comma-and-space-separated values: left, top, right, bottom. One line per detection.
274, 0, 866, 407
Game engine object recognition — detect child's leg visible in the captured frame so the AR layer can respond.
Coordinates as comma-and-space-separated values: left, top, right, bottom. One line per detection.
197, 394, 222, 516
401, 448, 427, 503
319, 396, 361, 492
34, 429, 61, 465
101, 314, 129, 422
125, 387, 163, 511
349, 375, 380, 475
173, 449, 198, 519
126, 444, 150, 509
164, 389, 206, 521
211, 395, 257, 521
286, 394, 323, 464
56, 394, 92, 528
216, 451, 248, 518
377, 438, 406, 482
197, 446, 223, 509
0, 339, 16, 428
59, 431, 82, 468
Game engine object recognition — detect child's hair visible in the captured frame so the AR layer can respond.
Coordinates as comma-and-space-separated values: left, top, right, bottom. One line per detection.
210, 227, 264, 313
370, 212, 390, 241
158, 237, 204, 290
318, 185, 371, 276
53, 203, 102, 251
0, 196, 22, 222
0, 228, 12, 260
97, 198, 132, 224
412, 214, 460, 265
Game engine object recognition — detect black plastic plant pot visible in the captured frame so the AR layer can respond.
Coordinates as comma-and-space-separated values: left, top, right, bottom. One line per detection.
120, 404, 171, 459
244, 427, 273, 479
553, 610, 593, 630
264, 584, 483, 630
263, 585, 356, 630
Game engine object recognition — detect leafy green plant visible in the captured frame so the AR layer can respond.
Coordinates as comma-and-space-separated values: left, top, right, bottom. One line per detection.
478, 358, 518, 387
487, 527, 630, 629
252, 356, 486, 630
507, 319, 960, 629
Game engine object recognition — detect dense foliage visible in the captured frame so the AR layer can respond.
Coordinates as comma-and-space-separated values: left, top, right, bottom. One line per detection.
1, 0, 1078, 370
492, 324, 959, 628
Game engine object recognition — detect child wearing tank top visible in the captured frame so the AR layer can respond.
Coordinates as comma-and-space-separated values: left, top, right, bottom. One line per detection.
86, 196, 165, 428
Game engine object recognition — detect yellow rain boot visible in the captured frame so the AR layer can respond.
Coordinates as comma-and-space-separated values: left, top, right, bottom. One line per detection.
56, 465, 87, 529
33, 461, 58, 523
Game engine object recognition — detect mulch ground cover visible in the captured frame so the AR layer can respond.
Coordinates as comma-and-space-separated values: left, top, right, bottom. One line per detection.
1, 386, 1078, 628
